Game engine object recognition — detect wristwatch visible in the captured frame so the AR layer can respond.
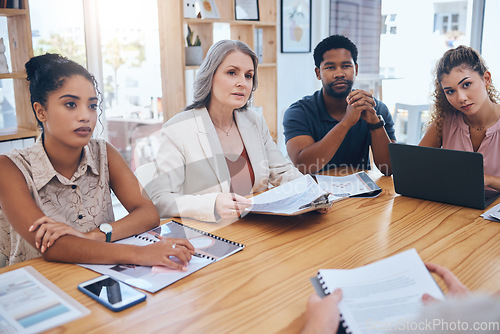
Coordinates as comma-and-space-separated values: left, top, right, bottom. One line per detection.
367, 115, 385, 130
99, 223, 113, 242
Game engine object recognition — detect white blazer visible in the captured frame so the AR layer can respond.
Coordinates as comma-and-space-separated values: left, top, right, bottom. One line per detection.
145, 108, 302, 222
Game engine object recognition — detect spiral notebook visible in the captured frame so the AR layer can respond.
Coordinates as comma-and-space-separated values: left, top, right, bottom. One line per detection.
310, 249, 444, 334
80, 220, 245, 293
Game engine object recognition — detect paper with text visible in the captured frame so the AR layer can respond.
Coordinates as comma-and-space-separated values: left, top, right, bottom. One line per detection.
318, 249, 444, 334
247, 174, 330, 215
0, 266, 89, 333
316, 171, 381, 199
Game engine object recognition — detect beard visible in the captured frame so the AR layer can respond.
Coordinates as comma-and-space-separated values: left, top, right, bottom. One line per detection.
323, 79, 354, 98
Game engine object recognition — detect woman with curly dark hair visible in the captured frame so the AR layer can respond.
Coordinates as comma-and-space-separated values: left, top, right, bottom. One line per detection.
420, 45, 500, 191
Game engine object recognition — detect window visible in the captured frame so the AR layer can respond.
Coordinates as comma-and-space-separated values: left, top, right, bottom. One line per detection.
98, 0, 162, 170
29, 0, 162, 170
380, 0, 473, 144
30, 0, 86, 65
382, 14, 397, 34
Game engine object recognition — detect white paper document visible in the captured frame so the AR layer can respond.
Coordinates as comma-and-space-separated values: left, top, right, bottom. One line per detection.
315, 171, 382, 200
481, 202, 500, 221
247, 174, 330, 215
0, 266, 89, 334
316, 249, 444, 334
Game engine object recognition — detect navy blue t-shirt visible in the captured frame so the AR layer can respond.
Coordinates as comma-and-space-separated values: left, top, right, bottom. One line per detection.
283, 89, 396, 171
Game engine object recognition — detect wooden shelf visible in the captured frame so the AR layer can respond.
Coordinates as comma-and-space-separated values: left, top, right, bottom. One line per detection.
257, 62, 277, 67
184, 18, 275, 26
0, 127, 38, 142
0, 8, 27, 17
0, 71, 27, 79
0, 0, 36, 143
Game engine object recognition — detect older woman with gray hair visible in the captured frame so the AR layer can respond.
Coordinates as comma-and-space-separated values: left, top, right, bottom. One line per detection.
146, 40, 302, 222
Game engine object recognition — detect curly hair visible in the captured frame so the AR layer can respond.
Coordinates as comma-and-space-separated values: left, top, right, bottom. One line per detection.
430, 45, 500, 137
313, 34, 358, 68
25, 53, 102, 133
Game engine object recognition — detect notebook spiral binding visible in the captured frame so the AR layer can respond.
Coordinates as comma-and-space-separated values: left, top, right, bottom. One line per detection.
133, 233, 217, 261
172, 221, 245, 248
133, 220, 244, 262
317, 273, 351, 334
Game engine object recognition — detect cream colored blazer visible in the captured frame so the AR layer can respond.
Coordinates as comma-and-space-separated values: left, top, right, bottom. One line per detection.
145, 108, 302, 222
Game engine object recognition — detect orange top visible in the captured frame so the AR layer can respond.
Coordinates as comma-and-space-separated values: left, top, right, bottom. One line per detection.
225, 146, 255, 196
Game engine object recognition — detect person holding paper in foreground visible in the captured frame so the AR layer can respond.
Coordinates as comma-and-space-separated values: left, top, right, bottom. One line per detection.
146, 40, 304, 222
302, 263, 500, 334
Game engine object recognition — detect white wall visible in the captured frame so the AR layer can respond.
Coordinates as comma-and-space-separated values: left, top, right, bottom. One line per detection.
482, 0, 500, 82
276, 0, 330, 154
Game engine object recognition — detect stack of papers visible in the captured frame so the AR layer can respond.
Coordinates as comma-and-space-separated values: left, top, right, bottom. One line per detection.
245, 172, 381, 216
311, 249, 444, 334
246, 174, 330, 216
481, 203, 500, 221
0, 267, 89, 333
316, 171, 382, 201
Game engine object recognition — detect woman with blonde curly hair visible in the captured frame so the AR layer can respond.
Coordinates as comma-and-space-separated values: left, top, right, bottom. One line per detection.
420, 45, 500, 191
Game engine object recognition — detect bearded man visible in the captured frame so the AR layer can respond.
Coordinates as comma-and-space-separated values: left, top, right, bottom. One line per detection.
283, 35, 396, 175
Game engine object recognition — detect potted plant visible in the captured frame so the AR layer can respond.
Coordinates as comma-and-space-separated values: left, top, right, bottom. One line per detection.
185, 25, 203, 66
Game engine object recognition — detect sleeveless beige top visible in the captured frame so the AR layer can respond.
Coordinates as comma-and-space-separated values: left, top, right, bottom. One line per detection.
0, 138, 114, 265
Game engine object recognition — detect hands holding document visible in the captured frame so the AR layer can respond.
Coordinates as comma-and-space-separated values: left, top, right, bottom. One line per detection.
244, 175, 332, 216
422, 262, 469, 303
301, 289, 343, 334
303, 261, 472, 334
215, 193, 252, 220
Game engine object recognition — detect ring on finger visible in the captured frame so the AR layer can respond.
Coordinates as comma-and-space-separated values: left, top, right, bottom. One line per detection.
172, 243, 176, 249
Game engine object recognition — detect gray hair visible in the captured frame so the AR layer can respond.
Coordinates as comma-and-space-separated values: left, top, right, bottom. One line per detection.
185, 39, 259, 111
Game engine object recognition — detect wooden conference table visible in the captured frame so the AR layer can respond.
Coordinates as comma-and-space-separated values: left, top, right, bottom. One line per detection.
2, 169, 500, 333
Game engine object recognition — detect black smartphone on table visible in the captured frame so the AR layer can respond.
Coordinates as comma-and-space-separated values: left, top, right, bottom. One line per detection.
78, 275, 146, 312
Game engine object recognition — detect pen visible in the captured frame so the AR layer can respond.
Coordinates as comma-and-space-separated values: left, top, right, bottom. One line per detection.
234, 201, 253, 205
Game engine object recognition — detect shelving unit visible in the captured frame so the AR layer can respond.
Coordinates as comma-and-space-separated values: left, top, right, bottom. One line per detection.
158, 0, 278, 139
0, 0, 36, 142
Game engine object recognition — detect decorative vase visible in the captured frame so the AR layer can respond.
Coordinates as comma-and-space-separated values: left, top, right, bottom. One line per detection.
185, 46, 203, 66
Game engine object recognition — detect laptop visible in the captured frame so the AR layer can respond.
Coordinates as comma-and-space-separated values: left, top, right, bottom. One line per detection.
389, 143, 500, 209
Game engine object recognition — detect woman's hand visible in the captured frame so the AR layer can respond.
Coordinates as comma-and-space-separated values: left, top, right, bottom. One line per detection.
215, 193, 252, 220
140, 237, 195, 270
484, 174, 500, 191
422, 262, 469, 304
301, 289, 343, 334
29, 216, 85, 253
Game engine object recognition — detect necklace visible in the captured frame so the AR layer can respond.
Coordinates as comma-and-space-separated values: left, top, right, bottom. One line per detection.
213, 120, 234, 136
468, 123, 485, 131
463, 116, 486, 131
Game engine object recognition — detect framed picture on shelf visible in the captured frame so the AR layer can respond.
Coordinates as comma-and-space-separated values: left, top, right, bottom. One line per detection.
281, 0, 311, 53
235, 0, 259, 21
198, 0, 219, 19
